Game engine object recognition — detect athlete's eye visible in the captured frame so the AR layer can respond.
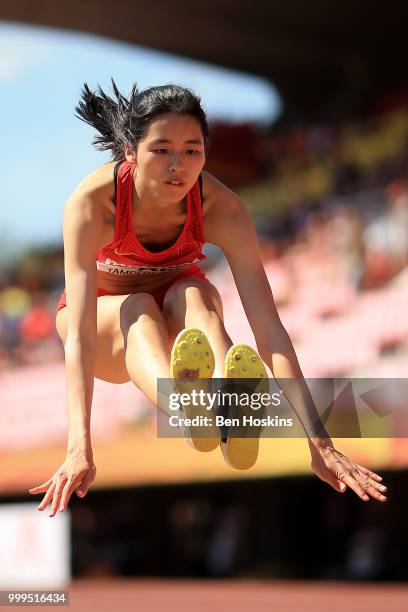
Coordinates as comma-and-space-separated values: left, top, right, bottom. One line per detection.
154, 149, 168, 154
186, 150, 200, 155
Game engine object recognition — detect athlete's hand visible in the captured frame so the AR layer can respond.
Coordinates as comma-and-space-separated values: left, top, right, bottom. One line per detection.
309, 441, 388, 502
28, 452, 96, 516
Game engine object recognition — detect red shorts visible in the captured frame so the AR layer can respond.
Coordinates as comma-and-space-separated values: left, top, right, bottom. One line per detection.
55, 268, 208, 313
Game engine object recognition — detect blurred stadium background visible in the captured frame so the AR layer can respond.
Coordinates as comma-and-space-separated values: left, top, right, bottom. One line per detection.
1, 2, 408, 609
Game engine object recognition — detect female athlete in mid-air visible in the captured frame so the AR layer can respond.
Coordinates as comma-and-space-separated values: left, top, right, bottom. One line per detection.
29, 80, 387, 516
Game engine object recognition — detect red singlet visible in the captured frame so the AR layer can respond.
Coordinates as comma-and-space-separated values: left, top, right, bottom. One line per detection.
56, 161, 208, 313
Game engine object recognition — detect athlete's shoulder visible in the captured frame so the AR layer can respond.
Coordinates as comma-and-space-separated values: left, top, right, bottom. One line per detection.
201, 170, 243, 212
69, 161, 117, 214
201, 170, 245, 219
200, 171, 249, 248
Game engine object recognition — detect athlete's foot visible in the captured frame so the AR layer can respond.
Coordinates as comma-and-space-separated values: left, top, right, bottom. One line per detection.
170, 327, 220, 452
220, 344, 268, 470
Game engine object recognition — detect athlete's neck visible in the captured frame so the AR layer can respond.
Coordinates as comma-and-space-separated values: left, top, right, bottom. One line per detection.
132, 173, 186, 221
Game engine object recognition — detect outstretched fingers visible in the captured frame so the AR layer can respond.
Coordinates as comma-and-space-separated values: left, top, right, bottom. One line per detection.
49, 477, 68, 517
355, 463, 383, 482
28, 479, 53, 494
36, 483, 56, 511
339, 467, 387, 502
310, 445, 388, 503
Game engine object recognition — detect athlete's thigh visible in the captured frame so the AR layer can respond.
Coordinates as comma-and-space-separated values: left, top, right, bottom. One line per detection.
55, 293, 164, 384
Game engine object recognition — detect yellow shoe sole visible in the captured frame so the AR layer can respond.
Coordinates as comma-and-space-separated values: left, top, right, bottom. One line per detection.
170, 327, 220, 452
220, 344, 268, 470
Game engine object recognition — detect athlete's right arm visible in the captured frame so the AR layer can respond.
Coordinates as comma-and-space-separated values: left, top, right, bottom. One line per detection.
62, 190, 106, 457
29, 190, 107, 515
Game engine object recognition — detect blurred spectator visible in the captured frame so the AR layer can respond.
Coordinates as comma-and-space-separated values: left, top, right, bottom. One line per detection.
168, 499, 213, 576
206, 505, 248, 576
0, 286, 31, 367
328, 206, 366, 289
345, 524, 386, 580
363, 180, 408, 287
19, 292, 61, 365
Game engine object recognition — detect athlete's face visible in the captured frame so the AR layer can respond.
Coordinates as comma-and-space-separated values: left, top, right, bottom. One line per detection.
125, 113, 206, 199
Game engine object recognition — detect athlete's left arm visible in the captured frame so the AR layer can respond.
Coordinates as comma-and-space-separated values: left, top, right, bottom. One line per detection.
207, 184, 387, 503
207, 189, 295, 365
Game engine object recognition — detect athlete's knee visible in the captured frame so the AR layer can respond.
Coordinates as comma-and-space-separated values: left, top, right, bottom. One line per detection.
186, 284, 223, 323
119, 292, 163, 333
165, 278, 222, 317
182, 286, 224, 330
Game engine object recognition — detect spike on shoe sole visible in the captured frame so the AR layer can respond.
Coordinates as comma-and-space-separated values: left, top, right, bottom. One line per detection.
220, 344, 268, 470
170, 328, 220, 452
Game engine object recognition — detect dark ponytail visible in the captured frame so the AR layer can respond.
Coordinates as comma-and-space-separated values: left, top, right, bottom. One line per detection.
75, 78, 210, 161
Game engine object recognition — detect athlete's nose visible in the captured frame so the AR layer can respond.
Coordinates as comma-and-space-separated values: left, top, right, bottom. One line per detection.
169, 154, 184, 173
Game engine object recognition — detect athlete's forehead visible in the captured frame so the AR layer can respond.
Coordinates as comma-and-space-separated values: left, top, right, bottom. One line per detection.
145, 114, 204, 146
149, 137, 203, 145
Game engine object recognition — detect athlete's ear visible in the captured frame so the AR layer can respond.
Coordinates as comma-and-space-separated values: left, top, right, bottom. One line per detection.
124, 144, 136, 163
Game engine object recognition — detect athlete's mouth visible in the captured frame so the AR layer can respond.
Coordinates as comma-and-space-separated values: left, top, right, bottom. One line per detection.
165, 180, 185, 186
